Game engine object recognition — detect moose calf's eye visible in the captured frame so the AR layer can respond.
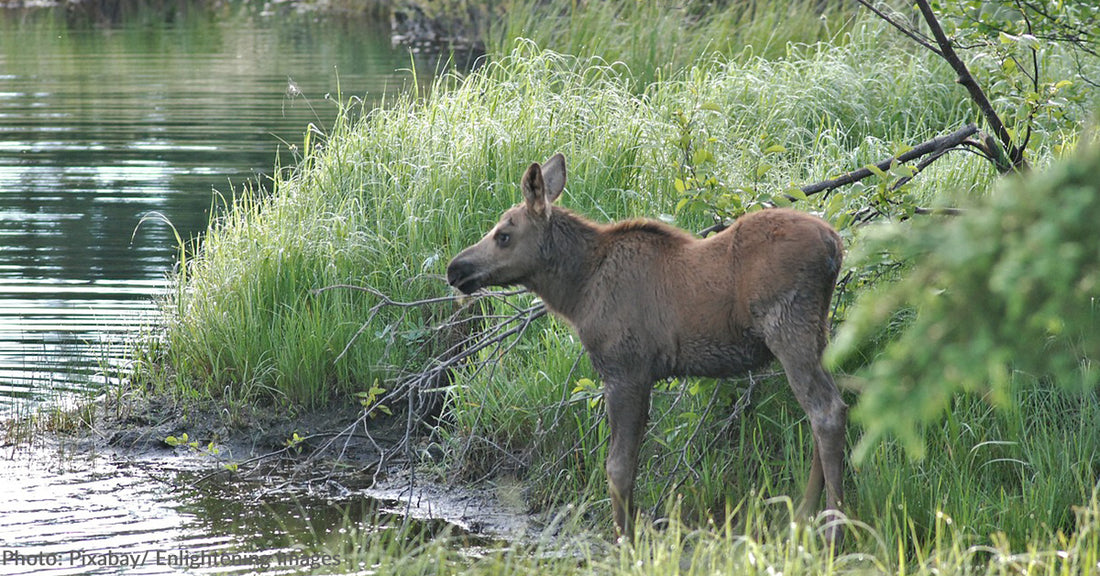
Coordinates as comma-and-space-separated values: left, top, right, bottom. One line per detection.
495, 232, 511, 247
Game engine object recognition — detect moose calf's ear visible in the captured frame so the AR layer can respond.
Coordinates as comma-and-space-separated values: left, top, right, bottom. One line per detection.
522, 161, 551, 220
541, 153, 566, 204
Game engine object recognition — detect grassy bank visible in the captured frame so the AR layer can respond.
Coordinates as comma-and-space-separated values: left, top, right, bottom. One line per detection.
319, 487, 1100, 575
135, 0, 1100, 572
151, 25, 986, 406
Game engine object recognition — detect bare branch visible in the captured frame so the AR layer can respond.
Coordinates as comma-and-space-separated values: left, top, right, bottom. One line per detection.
853, 0, 941, 55
697, 124, 978, 236
799, 123, 979, 197
650, 373, 764, 518
297, 285, 550, 483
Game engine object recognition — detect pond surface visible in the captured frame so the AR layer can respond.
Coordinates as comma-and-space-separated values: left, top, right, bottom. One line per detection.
1, 445, 371, 575
0, 3, 492, 573
0, 2, 444, 419
0, 443, 515, 575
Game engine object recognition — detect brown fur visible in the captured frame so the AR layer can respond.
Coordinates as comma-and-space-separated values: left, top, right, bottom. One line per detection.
447, 154, 847, 543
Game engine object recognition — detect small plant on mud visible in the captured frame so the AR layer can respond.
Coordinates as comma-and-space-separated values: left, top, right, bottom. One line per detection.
356, 380, 392, 418
164, 432, 238, 472
284, 431, 306, 454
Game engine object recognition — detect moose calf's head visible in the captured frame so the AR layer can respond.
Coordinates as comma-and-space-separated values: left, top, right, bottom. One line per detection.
447, 153, 566, 294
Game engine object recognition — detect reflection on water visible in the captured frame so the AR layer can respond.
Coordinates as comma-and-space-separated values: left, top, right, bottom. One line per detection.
0, 3, 437, 417
0, 446, 389, 575
0, 5, 483, 573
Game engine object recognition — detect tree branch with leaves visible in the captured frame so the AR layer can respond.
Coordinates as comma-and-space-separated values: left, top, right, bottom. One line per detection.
856, 0, 1098, 173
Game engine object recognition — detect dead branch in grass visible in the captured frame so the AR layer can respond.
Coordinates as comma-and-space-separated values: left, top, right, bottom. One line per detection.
303, 285, 548, 483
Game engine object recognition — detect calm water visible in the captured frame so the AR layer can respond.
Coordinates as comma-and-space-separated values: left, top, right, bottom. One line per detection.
0, 4, 474, 574
0, 3, 440, 418
0, 445, 515, 575
0, 447, 385, 575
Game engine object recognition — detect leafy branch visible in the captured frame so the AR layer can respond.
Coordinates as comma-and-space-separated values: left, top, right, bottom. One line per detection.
857, 0, 1099, 173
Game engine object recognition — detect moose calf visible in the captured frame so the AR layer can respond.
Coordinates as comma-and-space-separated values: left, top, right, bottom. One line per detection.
447, 154, 847, 543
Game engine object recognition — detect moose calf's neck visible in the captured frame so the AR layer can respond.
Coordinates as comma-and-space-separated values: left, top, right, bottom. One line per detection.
524, 207, 603, 321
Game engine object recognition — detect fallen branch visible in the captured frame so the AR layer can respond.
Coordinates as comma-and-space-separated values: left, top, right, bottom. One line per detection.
302, 285, 548, 483
798, 123, 979, 198
697, 123, 978, 237
649, 372, 766, 519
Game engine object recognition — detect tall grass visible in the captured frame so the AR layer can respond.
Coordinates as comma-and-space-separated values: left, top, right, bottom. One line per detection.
487, 0, 861, 87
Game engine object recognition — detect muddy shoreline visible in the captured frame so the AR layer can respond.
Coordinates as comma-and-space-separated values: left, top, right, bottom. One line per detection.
17, 390, 542, 543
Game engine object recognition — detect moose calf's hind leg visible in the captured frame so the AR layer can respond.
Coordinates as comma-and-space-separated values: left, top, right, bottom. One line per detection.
800, 368, 847, 544
795, 444, 825, 521
768, 338, 847, 541
813, 368, 847, 514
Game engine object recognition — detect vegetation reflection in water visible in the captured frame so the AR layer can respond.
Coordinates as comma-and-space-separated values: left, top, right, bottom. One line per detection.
0, 2, 438, 417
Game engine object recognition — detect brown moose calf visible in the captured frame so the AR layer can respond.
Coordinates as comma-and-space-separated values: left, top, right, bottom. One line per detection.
447, 153, 847, 543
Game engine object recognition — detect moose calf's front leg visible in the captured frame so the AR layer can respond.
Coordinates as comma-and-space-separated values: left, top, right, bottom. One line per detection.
603, 380, 651, 539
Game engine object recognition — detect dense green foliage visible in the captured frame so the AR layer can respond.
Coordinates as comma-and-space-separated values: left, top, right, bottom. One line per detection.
830, 138, 1100, 460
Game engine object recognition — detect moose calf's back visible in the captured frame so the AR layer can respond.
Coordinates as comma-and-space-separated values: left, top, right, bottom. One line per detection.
572, 208, 842, 383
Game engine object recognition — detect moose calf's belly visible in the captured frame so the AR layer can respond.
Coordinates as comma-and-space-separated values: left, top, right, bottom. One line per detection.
664, 335, 774, 379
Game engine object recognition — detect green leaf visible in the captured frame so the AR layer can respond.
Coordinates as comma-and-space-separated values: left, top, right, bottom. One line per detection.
674, 178, 686, 194
786, 187, 808, 201
888, 163, 917, 179
865, 164, 888, 179
834, 212, 853, 230
692, 147, 714, 165
571, 378, 596, 394
763, 144, 787, 154
724, 193, 743, 212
